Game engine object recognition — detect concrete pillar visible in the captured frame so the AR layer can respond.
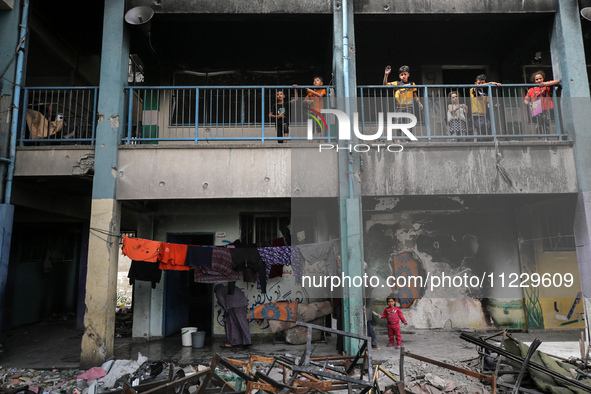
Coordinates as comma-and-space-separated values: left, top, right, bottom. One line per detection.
0, 0, 21, 338
80, 0, 129, 368
551, 1, 591, 341
0, 0, 22, 178
333, 0, 365, 354
0, 0, 21, 97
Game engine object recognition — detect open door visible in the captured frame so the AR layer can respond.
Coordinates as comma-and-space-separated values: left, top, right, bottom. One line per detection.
164, 233, 215, 337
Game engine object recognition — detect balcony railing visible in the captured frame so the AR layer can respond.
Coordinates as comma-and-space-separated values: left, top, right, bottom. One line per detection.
16, 85, 564, 145
18, 87, 99, 145
358, 84, 563, 142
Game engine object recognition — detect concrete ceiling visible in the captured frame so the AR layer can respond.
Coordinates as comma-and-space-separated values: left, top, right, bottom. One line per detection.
23, 1, 590, 87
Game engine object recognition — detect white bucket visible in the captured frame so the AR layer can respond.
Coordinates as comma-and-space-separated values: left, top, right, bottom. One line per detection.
181, 327, 198, 346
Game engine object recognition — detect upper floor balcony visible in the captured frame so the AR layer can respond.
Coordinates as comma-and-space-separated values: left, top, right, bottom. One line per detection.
14, 84, 577, 199
17, 84, 566, 145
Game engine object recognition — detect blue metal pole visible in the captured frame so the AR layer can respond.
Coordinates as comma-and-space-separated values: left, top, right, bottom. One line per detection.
487, 85, 497, 141
126, 87, 133, 144
6, 0, 29, 205
551, 87, 562, 141
91, 87, 98, 145
342, 0, 354, 200
423, 86, 431, 141
195, 87, 199, 144
261, 87, 265, 144
18, 88, 28, 146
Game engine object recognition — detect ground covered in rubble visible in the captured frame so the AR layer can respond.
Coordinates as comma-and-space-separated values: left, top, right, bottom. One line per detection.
0, 317, 584, 393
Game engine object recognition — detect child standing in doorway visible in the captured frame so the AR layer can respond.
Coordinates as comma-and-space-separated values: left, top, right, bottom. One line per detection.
380, 296, 408, 349
523, 70, 560, 137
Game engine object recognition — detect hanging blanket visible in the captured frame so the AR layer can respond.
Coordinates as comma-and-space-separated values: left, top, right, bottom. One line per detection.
26, 109, 63, 139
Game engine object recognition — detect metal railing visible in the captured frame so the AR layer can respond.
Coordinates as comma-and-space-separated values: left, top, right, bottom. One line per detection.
18, 87, 99, 145
16, 84, 564, 145
357, 84, 563, 142
123, 85, 328, 144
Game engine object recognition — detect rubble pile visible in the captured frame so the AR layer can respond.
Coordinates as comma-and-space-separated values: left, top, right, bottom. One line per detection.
0, 368, 84, 394
2, 328, 590, 393
0, 355, 198, 394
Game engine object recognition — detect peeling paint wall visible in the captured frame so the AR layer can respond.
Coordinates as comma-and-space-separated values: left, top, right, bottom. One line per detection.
361, 143, 577, 196
364, 196, 526, 330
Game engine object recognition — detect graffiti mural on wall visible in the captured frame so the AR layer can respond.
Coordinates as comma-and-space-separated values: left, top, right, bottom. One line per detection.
214, 276, 309, 334
555, 292, 582, 326
522, 264, 544, 329
389, 252, 424, 308
481, 299, 526, 329
364, 200, 527, 329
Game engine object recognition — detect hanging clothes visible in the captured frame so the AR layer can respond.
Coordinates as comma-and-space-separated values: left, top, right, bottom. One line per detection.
128, 260, 162, 289
185, 245, 214, 267
194, 247, 240, 283
122, 236, 160, 263
269, 265, 283, 279
257, 246, 291, 283
158, 242, 190, 271
273, 237, 287, 247
291, 246, 303, 284
296, 241, 337, 273
230, 248, 267, 293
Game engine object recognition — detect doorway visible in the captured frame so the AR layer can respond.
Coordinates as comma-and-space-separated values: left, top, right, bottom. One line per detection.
442, 66, 487, 85
164, 233, 215, 338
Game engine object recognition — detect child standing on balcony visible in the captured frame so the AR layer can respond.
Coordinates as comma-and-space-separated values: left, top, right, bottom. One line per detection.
383, 65, 423, 114
523, 71, 560, 137
383, 65, 423, 141
447, 91, 468, 141
470, 74, 501, 140
303, 76, 327, 139
380, 296, 407, 349
269, 90, 290, 143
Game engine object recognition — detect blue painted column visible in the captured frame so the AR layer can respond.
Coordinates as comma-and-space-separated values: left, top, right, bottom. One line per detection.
333, 0, 365, 354
0, 0, 21, 339
80, 0, 129, 368
0, 1, 21, 97
550, 1, 591, 342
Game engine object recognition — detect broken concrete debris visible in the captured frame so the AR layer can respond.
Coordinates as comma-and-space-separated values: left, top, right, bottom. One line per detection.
1, 329, 588, 393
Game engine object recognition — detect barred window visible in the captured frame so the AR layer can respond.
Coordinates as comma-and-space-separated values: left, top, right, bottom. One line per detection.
240, 212, 316, 245
540, 204, 575, 252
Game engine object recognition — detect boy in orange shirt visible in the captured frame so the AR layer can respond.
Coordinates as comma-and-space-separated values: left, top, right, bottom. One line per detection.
303, 76, 326, 139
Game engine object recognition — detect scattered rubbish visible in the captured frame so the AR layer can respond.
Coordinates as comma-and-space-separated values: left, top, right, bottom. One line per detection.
460, 330, 591, 393
3, 327, 590, 393
399, 347, 497, 393
197, 321, 375, 392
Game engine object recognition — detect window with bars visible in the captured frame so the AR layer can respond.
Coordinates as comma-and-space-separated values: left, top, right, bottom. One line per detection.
239, 212, 317, 245
540, 204, 575, 252
240, 213, 290, 245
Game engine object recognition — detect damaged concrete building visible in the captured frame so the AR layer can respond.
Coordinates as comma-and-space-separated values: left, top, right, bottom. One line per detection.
0, 0, 590, 369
